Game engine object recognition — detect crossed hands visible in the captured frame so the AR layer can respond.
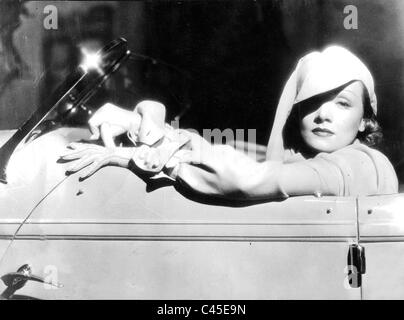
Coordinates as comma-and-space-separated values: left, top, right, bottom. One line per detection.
60, 101, 167, 180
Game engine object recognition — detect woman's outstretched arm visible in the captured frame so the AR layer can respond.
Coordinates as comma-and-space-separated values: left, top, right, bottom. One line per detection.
168, 135, 324, 200
62, 101, 383, 198
169, 133, 380, 199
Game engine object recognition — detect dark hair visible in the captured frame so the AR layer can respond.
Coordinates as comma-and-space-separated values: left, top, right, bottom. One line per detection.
356, 82, 383, 148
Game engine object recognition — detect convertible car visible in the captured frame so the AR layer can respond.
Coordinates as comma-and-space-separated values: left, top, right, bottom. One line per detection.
0, 39, 403, 300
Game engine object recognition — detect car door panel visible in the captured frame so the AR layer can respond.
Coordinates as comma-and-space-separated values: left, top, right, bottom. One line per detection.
358, 194, 404, 299
0, 163, 360, 299
0, 128, 361, 299
0, 240, 359, 299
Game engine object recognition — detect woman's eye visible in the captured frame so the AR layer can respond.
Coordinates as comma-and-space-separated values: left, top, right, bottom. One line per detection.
336, 100, 350, 107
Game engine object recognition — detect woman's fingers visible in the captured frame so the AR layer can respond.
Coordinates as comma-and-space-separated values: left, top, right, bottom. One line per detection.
66, 142, 81, 150
133, 145, 151, 168
61, 143, 102, 159
134, 144, 150, 160
78, 160, 104, 180
61, 147, 94, 160
88, 121, 100, 141
62, 142, 110, 177
88, 103, 134, 142
131, 145, 163, 172
67, 142, 100, 151
66, 155, 96, 173
61, 150, 88, 161
100, 123, 116, 148
145, 148, 160, 169
88, 105, 109, 140
137, 116, 165, 145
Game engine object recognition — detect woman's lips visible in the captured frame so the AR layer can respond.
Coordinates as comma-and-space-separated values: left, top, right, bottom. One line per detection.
312, 127, 334, 137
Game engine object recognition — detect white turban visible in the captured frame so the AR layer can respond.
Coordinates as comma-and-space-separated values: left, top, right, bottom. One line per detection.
266, 45, 377, 161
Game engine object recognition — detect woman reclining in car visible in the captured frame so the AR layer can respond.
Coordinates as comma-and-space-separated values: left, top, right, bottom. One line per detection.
61, 45, 398, 200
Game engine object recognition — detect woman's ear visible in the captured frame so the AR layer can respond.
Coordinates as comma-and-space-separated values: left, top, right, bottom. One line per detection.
359, 118, 366, 132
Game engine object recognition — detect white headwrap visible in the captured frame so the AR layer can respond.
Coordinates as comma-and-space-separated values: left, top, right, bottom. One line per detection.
266, 45, 377, 161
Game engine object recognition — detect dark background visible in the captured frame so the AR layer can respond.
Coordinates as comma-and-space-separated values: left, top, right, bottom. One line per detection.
1, 0, 404, 184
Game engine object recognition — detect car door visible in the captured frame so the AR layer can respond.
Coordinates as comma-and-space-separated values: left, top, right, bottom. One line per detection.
0, 128, 83, 292
358, 193, 404, 299
0, 154, 361, 299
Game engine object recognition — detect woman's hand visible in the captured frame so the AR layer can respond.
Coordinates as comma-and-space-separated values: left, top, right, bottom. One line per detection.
88, 103, 141, 147
60, 142, 134, 180
133, 100, 166, 145
61, 142, 169, 179
131, 144, 164, 172
62, 100, 171, 179
88, 100, 167, 148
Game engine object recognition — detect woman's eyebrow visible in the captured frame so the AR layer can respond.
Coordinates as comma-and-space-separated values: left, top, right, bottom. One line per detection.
337, 89, 360, 99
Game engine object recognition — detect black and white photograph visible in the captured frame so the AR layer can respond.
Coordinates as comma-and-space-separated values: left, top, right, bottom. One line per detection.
0, 0, 404, 303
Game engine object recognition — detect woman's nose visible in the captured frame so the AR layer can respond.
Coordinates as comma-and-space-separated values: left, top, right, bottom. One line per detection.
314, 102, 333, 123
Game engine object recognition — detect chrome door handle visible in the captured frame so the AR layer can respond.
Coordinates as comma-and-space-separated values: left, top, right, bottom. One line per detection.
347, 244, 366, 288
1, 264, 63, 300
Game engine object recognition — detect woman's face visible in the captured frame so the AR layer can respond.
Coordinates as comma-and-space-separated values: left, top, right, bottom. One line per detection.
299, 81, 366, 153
